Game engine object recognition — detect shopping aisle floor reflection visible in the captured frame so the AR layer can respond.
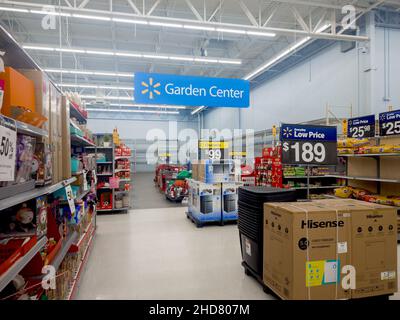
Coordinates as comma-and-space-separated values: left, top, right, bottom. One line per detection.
76, 207, 270, 300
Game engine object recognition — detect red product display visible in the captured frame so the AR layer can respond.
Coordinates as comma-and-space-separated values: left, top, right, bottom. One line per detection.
98, 192, 113, 210
240, 164, 256, 186
154, 164, 186, 192
255, 147, 283, 188
0, 236, 37, 276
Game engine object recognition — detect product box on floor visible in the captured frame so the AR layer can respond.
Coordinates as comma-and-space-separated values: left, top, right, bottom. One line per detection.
221, 182, 243, 221
191, 159, 238, 184
263, 199, 397, 300
188, 180, 221, 223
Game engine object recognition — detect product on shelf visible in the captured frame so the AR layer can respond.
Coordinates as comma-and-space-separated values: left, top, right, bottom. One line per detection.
334, 186, 400, 207
32, 143, 52, 186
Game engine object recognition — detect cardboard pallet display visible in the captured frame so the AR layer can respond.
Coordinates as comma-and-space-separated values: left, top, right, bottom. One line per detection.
263, 199, 397, 300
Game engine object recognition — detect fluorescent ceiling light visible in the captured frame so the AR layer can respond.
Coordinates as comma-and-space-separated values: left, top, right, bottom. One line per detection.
191, 106, 206, 115
24, 45, 240, 65
87, 108, 179, 115
109, 103, 186, 110
58, 83, 133, 91
112, 18, 148, 25
80, 95, 133, 101
246, 31, 276, 37
0, 6, 29, 13
86, 50, 115, 56
142, 54, 169, 60
183, 25, 216, 31
169, 56, 194, 62
72, 14, 111, 21
55, 48, 85, 53
216, 28, 246, 35
30, 10, 71, 17
149, 21, 183, 28
243, 23, 331, 80
23, 45, 54, 51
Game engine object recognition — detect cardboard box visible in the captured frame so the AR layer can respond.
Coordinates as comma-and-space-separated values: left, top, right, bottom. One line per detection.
61, 96, 71, 180
263, 199, 397, 300
19, 69, 50, 136
191, 160, 236, 183
221, 182, 242, 221
0, 67, 36, 118
188, 180, 222, 222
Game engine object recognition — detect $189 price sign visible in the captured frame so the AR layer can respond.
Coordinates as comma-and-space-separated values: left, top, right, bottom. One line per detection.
280, 124, 338, 166
0, 116, 17, 182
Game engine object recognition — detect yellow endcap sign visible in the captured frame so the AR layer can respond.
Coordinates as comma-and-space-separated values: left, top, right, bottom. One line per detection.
199, 141, 229, 149
229, 151, 247, 156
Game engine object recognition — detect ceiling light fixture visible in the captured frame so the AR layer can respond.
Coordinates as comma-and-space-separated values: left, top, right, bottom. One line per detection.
80, 95, 133, 101
0, 6, 29, 13
30, 10, 71, 17
191, 106, 206, 115
243, 24, 331, 80
24, 45, 241, 65
109, 103, 186, 110
72, 14, 111, 21
57, 83, 133, 91
112, 17, 148, 25
87, 108, 180, 115
149, 21, 183, 28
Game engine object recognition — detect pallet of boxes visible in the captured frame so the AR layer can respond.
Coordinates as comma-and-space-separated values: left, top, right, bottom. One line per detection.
262, 198, 398, 300
187, 157, 242, 228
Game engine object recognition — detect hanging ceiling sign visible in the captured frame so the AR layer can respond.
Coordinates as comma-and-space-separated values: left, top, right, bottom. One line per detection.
347, 115, 376, 138
379, 109, 400, 137
134, 72, 250, 108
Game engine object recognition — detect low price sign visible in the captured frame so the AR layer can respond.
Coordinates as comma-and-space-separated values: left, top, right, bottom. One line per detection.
281, 124, 337, 165
0, 115, 17, 182
347, 115, 375, 138
379, 109, 400, 137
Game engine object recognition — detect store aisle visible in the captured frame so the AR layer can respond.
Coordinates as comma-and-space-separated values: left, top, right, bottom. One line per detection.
131, 173, 184, 209
76, 207, 270, 300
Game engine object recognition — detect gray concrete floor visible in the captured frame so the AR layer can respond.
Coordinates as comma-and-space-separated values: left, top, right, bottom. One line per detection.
76, 207, 269, 300
131, 173, 184, 209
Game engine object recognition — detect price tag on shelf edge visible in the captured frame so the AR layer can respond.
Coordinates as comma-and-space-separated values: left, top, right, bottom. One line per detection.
83, 170, 88, 191
65, 185, 76, 215
198, 140, 229, 160
347, 114, 376, 138
0, 115, 17, 182
280, 124, 338, 165
379, 109, 400, 137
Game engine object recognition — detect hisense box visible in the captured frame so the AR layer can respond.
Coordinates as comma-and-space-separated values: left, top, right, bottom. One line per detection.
263, 199, 397, 300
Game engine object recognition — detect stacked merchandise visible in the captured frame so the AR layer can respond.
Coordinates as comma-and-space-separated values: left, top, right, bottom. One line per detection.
165, 170, 191, 202
255, 147, 282, 188
155, 163, 186, 193
334, 186, 400, 207
263, 199, 397, 300
187, 159, 242, 227
338, 137, 400, 155
238, 186, 297, 282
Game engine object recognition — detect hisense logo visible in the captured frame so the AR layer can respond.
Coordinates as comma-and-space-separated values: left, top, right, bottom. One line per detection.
141, 77, 161, 100
301, 220, 345, 229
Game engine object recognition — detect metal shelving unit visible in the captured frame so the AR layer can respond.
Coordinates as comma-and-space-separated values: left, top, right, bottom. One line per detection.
327, 174, 400, 183
339, 153, 400, 157
70, 134, 96, 147
0, 237, 48, 292
50, 232, 78, 271
0, 177, 77, 212
293, 185, 340, 190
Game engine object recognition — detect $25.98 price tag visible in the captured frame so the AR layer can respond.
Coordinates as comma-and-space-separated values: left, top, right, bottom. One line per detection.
280, 124, 337, 165
0, 116, 17, 182
347, 115, 375, 138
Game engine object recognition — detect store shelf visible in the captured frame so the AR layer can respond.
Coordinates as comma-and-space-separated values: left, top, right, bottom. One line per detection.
339, 153, 400, 157
96, 208, 114, 212
86, 146, 113, 149
284, 176, 333, 179
115, 169, 131, 173
97, 161, 112, 164
292, 185, 340, 190
15, 120, 48, 138
97, 173, 113, 176
119, 179, 131, 182
0, 178, 76, 212
67, 228, 95, 300
114, 190, 130, 195
0, 236, 47, 292
51, 232, 78, 271
70, 103, 87, 124
70, 134, 96, 147
113, 207, 130, 211
326, 175, 400, 183
115, 156, 132, 160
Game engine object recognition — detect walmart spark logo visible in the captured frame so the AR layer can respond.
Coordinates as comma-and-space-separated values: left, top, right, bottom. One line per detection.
141, 77, 161, 100
282, 127, 293, 138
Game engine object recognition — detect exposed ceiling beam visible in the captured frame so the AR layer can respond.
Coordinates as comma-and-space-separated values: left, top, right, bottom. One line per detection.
237, 0, 258, 26
184, 0, 203, 21
0, 0, 371, 41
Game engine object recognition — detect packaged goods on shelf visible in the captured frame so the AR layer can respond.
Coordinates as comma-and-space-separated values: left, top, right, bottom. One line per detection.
32, 143, 52, 186
263, 199, 397, 299
334, 186, 400, 207
0, 197, 47, 239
